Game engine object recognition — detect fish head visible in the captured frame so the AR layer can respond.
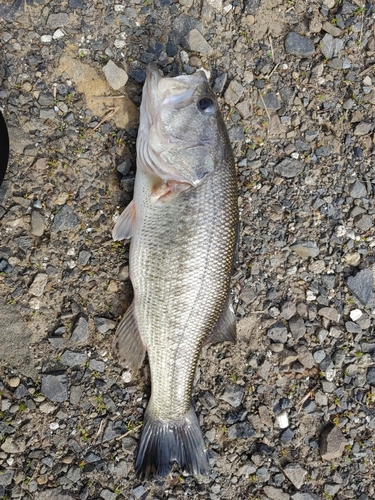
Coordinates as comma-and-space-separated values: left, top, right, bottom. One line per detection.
138, 64, 229, 191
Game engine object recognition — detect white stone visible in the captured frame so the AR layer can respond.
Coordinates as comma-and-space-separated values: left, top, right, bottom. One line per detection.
276, 411, 289, 429
114, 39, 126, 49
114, 4, 125, 11
363, 76, 372, 86
350, 309, 363, 321
121, 371, 132, 383
53, 29, 65, 40
180, 51, 189, 64
103, 60, 128, 90
50, 422, 59, 430
41, 35, 52, 43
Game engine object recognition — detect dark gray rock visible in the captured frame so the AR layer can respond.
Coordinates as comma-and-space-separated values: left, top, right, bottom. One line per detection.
41, 372, 68, 402
220, 385, 244, 408
213, 73, 227, 93
285, 32, 315, 57
281, 428, 294, 444
89, 359, 105, 372
60, 350, 88, 367
319, 424, 346, 460
78, 250, 91, 266
51, 205, 79, 232
267, 322, 288, 343
345, 321, 362, 334
71, 314, 89, 343
275, 158, 304, 178
292, 494, 319, 500
133, 485, 147, 499
258, 92, 281, 110
367, 367, 375, 386
347, 269, 374, 307
227, 422, 255, 439
0, 470, 14, 486
243, 0, 261, 14
69, 0, 83, 7
129, 69, 146, 83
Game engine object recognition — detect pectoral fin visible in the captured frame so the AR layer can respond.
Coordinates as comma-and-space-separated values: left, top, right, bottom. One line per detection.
112, 302, 146, 369
112, 200, 136, 241
206, 293, 237, 344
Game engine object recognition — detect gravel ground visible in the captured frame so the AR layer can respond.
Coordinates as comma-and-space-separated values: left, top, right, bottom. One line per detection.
1, 0, 375, 499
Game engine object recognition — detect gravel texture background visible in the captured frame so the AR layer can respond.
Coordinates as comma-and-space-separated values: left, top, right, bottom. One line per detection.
1, 0, 375, 499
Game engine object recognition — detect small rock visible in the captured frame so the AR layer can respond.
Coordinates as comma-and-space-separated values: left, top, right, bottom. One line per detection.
283, 463, 307, 489
51, 205, 79, 232
224, 79, 244, 106
89, 359, 105, 373
284, 32, 315, 57
321, 33, 344, 59
227, 422, 255, 439
322, 20, 342, 37
60, 350, 88, 367
276, 411, 289, 429
348, 179, 367, 198
133, 485, 147, 499
275, 158, 304, 178
258, 359, 271, 380
347, 269, 374, 307
366, 367, 375, 386
289, 316, 306, 339
29, 273, 48, 297
94, 316, 116, 333
296, 345, 315, 369
320, 424, 346, 460
213, 73, 227, 93
220, 385, 244, 408
350, 308, 362, 321
1, 437, 26, 454
258, 92, 281, 110
71, 315, 89, 343
281, 428, 294, 445
0, 470, 14, 486
354, 213, 372, 232
102, 60, 128, 91
280, 302, 296, 320
354, 122, 373, 136
31, 210, 46, 236
345, 321, 362, 334
345, 252, 361, 267
267, 322, 288, 343
182, 28, 213, 55
47, 12, 69, 29
292, 494, 319, 500
318, 307, 340, 322
100, 489, 117, 500
8, 377, 20, 388
41, 372, 68, 402
264, 486, 290, 500
290, 241, 319, 259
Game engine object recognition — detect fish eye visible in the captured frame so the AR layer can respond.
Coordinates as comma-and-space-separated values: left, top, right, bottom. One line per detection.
198, 97, 215, 114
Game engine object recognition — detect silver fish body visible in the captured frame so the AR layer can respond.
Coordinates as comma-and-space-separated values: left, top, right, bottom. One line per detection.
112, 64, 238, 479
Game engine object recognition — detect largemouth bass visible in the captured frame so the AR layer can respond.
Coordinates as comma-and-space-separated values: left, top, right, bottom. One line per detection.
112, 63, 238, 479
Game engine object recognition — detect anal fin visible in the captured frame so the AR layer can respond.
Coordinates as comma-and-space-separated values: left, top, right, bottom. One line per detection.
205, 292, 236, 344
112, 301, 146, 369
112, 199, 136, 241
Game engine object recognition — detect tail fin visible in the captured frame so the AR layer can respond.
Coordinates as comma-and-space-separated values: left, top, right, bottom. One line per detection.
135, 406, 210, 479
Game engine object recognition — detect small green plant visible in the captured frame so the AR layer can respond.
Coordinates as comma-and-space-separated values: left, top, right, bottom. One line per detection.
19, 403, 27, 412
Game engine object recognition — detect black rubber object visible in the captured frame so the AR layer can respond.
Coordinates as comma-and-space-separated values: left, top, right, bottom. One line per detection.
0, 109, 9, 187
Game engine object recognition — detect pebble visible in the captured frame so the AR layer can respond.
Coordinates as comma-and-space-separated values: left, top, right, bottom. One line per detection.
53, 29, 65, 40
267, 322, 288, 343
1, 437, 26, 454
133, 485, 147, 498
292, 494, 319, 500
264, 486, 290, 500
41, 35, 53, 43
100, 489, 117, 500
8, 377, 20, 388
318, 307, 340, 323
275, 158, 304, 178
366, 367, 375, 386
281, 428, 294, 445
354, 213, 372, 231
29, 273, 48, 297
344, 252, 360, 267
182, 29, 213, 55
319, 424, 346, 460
0, 470, 14, 486
276, 411, 289, 429
347, 269, 374, 307
220, 385, 244, 408
102, 60, 128, 90
89, 359, 105, 373
258, 92, 281, 110
71, 314, 89, 343
284, 32, 315, 57
31, 210, 46, 236
47, 13, 69, 29
60, 350, 88, 367
289, 316, 306, 339
296, 346, 315, 369
283, 463, 307, 489
41, 372, 68, 402
348, 179, 367, 198
51, 205, 79, 232
94, 316, 116, 333
258, 359, 271, 380
321, 33, 344, 59
224, 80, 244, 106
345, 321, 362, 334
213, 73, 227, 93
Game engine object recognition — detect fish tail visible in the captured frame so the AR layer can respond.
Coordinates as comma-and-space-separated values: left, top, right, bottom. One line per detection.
135, 405, 210, 479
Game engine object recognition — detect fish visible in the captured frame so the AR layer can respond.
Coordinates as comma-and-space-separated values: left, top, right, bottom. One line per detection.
112, 63, 238, 479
